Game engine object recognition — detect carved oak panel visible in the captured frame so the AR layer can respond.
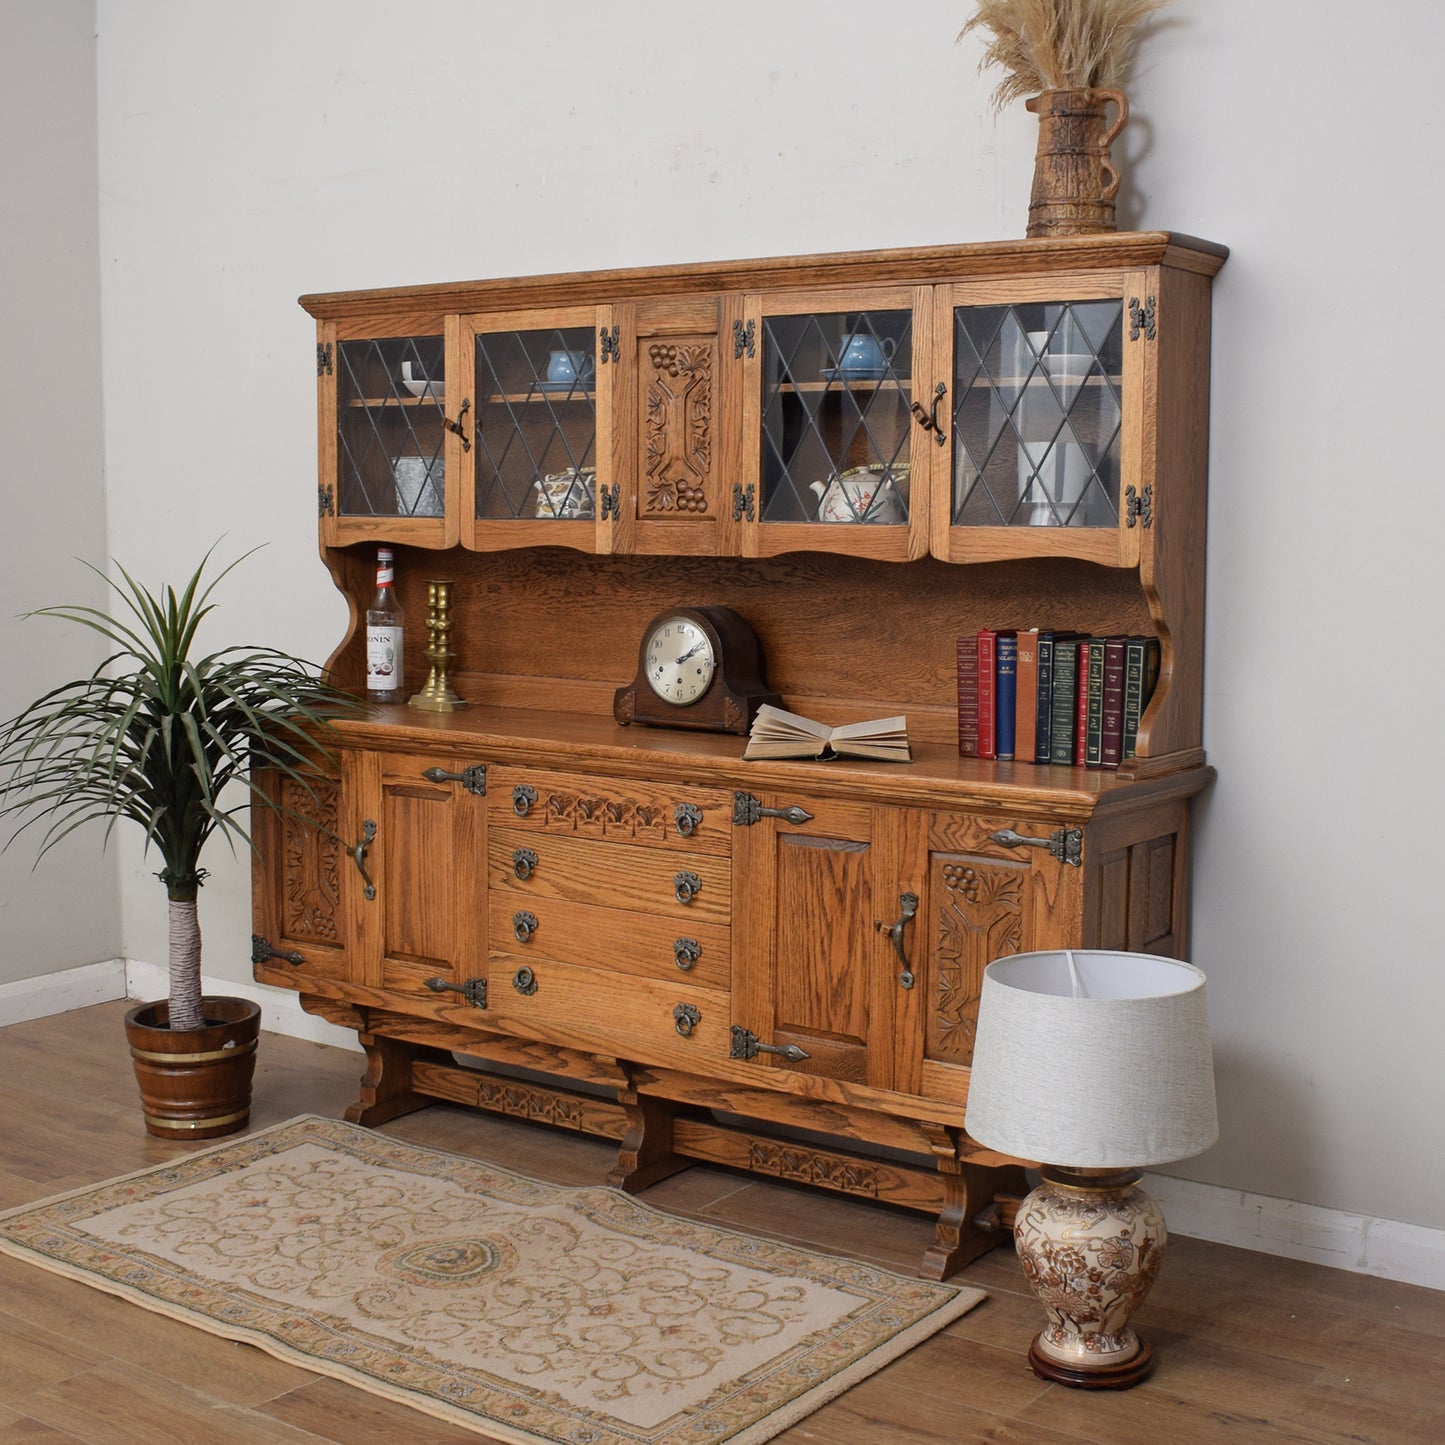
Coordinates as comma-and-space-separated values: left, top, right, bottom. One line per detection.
925, 851, 1027, 1067
642, 338, 714, 518
280, 777, 341, 945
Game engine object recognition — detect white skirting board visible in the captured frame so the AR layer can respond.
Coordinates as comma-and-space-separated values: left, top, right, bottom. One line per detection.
6, 961, 1442, 1292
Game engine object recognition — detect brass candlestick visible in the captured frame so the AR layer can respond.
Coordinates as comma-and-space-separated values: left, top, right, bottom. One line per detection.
408, 579, 468, 712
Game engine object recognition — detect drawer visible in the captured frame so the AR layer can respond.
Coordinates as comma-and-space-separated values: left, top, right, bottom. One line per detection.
490, 893, 730, 990
490, 766, 732, 857
485, 955, 728, 1071
490, 826, 730, 922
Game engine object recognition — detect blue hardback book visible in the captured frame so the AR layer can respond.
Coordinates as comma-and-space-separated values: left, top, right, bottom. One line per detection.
995, 630, 1018, 760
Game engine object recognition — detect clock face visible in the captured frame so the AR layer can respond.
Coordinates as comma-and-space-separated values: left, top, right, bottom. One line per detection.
644, 616, 717, 706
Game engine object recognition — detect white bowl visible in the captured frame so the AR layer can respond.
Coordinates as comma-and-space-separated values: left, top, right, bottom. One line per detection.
400, 361, 443, 400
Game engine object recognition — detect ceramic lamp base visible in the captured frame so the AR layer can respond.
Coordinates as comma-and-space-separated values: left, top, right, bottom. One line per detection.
1014, 1166, 1166, 1390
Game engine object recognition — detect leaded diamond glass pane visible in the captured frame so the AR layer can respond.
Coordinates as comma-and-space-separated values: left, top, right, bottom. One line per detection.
335, 337, 446, 518
950, 301, 1123, 528
760, 310, 912, 525
474, 327, 597, 521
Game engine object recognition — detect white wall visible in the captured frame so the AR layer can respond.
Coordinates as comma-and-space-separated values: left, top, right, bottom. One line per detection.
0, 0, 122, 987
73, 0, 1445, 1236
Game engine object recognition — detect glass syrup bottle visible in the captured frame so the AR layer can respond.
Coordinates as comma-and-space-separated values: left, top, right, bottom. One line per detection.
365, 547, 404, 704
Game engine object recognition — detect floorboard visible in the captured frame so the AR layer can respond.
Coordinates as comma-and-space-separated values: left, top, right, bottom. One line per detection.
1, 1002, 1440, 1445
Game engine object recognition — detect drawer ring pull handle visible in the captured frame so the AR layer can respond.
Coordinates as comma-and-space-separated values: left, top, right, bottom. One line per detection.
673, 871, 703, 905
512, 784, 538, 817
674, 803, 702, 837
674, 937, 701, 971
673, 1003, 701, 1037
512, 847, 538, 881
512, 911, 538, 943
512, 966, 538, 996
878, 891, 919, 990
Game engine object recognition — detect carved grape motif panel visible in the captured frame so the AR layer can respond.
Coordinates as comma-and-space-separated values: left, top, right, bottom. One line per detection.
926, 852, 1027, 1066
643, 340, 714, 517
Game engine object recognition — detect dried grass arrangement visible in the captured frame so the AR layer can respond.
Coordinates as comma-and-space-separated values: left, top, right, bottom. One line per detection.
960, 0, 1166, 112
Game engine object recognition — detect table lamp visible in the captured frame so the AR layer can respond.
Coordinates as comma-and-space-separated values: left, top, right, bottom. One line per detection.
964, 949, 1218, 1388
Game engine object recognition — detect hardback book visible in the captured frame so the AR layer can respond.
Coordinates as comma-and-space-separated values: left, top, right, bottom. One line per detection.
956, 637, 979, 757
744, 704, 911, 763
995, 630, 1018, 761
1014, 628, 1040, 763
976, 629, 998, 761
1049, 636, 1082, 765
1074, 639, 1092, 765
1100, 637, 1128, 769
1121, 635, 1163, 761
1084, 636, 1108, 768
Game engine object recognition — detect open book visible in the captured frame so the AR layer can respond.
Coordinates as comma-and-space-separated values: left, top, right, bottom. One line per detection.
743, 704, 911, 763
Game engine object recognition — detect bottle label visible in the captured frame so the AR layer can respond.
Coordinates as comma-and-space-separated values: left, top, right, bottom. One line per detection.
366, 625, 402, 690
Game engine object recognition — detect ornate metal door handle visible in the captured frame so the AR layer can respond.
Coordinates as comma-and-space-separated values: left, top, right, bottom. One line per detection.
673, 937, 701, 971
512, 911, 538, 943
673, 1003, 702, 1037
351, 820, 377, 900
673, 871, 703, 905
732, 792, 814, 827
424, 976, 488, 1008
878, 892, 919, 990
909, 382, 948, 447
444, 396, 472, 451
988, 827, 1084, 867
512, 847, 538, 881
730, 1026, 810, 1063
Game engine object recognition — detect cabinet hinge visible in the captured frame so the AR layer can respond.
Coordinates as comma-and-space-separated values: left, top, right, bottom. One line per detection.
732, 483, 755, 522
733, 319, 756, 359
1125, 484, 1153, 529
730, 1026, 810, 1063
599, 325, 620, 363
251, 935, 303, 967
425, 976, 488, 1008
732, 791, 814, 827
422, 764, 487, 794
317, 341, 333, 375
988, 826, 1084, 867
1128, 295, 1157, 342
600, 483, 621, 520
318, 483, 334, 518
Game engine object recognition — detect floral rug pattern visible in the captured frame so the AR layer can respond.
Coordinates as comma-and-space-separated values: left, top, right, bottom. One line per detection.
0, 1116, 983, 1444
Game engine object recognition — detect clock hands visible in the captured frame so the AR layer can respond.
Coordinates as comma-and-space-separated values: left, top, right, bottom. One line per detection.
674, 641, 707, 665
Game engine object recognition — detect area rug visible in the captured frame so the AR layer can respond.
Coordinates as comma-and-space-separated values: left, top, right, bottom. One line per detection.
0, 1115, 984, 1444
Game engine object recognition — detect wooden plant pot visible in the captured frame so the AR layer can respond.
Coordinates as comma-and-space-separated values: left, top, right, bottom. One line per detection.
124, 997, 262, 1140
1024, 88, 1129, 237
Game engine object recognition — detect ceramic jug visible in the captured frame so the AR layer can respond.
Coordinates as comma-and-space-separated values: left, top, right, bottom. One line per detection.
809, 468, 906, 524
837, 333, 895, 375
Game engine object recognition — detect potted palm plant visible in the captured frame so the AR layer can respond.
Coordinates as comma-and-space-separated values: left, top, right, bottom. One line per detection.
0, 548, 357, 1139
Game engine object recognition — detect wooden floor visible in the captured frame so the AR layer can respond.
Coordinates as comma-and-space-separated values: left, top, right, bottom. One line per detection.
1, 1004, 1442, 1445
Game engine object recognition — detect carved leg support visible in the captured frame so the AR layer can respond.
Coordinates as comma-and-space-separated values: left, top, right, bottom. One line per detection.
345, 1030, 430, 1126
606, 1087, 690, 1192
919, 1124, 1027, 1280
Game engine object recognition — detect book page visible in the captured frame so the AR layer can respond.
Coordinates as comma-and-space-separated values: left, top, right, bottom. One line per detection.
828, 715, 907, 742
748, 704, 833, 742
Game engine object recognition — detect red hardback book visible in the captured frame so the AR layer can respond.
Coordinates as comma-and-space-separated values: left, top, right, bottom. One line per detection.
1099, 637, 1128, 769
956, 636, 980, 757
1013, 628, 1039, 763
976, 629, 998, 760
1074, 640, 1092, 764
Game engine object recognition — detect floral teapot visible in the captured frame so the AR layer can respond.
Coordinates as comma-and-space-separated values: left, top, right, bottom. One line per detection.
809, 465, 907, 524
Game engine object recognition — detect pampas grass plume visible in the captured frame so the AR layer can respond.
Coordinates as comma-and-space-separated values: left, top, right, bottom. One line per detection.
960, 0, 1166, 111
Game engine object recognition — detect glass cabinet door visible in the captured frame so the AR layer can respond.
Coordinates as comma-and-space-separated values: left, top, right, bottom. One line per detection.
741, 288, 932, 560
326, 332, 451, 545
464, 307, 608, 552
935, 280, 1144, 566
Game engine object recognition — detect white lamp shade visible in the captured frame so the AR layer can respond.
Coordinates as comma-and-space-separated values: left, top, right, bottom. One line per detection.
963, 950, 1219, 1169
